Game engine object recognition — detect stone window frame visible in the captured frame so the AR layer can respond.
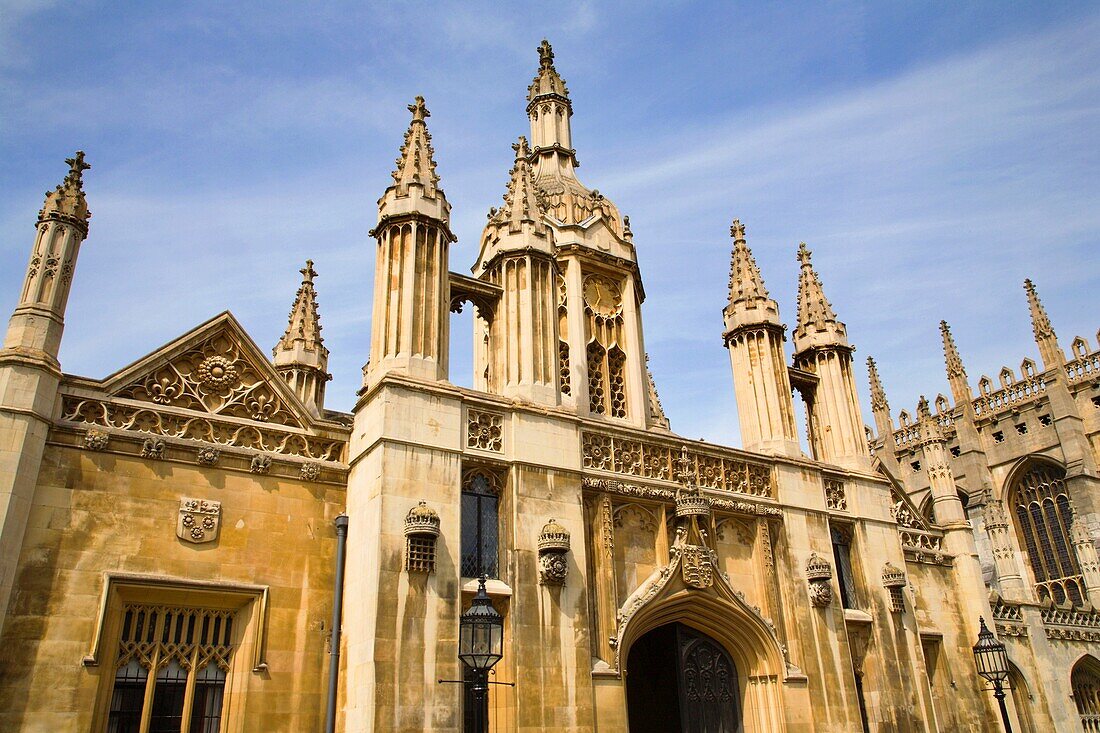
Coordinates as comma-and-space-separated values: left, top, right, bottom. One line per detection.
84, 573, 269, 733
460, 465, 508, 582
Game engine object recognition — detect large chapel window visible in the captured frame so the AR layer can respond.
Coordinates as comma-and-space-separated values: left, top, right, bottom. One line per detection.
461, 470, 501, 578
1011, 463, 1085, 606
107, 604, 234, 733
1073, 656, 1100, 729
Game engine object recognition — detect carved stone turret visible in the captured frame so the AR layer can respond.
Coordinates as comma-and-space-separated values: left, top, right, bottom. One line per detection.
475, 137, 560, 405
273, 260, 331, 416
0, 152, 93, 631
4, 152, 92, 366
366, 97, 455, 385
722, 220, 799, 456
792, 243, 868, 467
1024, 278, 1065, 370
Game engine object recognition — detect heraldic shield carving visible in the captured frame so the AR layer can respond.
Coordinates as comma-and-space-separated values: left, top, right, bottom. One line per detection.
681, 545, 715, 589
177, 498, 221, 544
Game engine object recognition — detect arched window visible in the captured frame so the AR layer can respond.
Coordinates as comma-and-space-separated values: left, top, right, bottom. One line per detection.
461, 469, 501, 579
1011, 463, 1085, 606
1072, 656, 1100, 729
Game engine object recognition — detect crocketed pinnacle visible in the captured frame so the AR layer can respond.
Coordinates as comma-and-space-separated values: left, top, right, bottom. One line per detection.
793, 242, 846, 351
867, 356, 889, 414
940, 321, 967, 379
726, 219, 770, 308
488, 136, 546, 236
274, 260, 328, 358
1024, 278, 1056, 340
390, 96, 441, 197
39, 150, 91, 233
527, 39, 570, 103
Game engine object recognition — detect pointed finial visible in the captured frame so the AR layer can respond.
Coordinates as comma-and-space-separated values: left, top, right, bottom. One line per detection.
301, 259, 317, 284
917, 395, 931, 420
538, 39, 555, 69
730, 218, 746, 242
388, 97, 442, 195
274, 259, 327, 359
867, 356, 889, 414
797, 241, 812, 267
64, 150, 91, 189
512, 135, 531, 160
793, 241, 845, 351
39, 150, 92, 231
725, 218, 770, 308
408, 95, 430, 123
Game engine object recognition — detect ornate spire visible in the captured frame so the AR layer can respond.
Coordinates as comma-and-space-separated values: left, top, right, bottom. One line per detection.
1024, 278, 1065, 369
39, 150, 91, 234
487, 136, 546, 236
527, 39, 570, 103
793, 242, 847, 352
726, 219, 770, 308
940, 320, 973, 406
940, 320, 967, 380
273, 260, 330, 413
390, 96, 441, 197
1024, 279, 1054, 340
867, 356, 889, 414
275, 260, 326, 357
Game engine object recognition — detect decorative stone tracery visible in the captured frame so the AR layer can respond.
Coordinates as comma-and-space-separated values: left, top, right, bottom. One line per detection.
467, 408, 504, 452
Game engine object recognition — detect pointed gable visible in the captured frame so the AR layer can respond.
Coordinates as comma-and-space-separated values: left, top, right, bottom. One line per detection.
102, 312, 314, 429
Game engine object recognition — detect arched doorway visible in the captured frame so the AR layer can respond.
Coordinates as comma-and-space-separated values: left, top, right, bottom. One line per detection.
626, 623, 741, 733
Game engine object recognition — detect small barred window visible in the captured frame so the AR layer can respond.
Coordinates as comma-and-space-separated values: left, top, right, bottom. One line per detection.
406, 535, 437, 574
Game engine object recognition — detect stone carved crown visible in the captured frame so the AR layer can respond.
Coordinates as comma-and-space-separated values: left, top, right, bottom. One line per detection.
881, 562, 907, 588
538, 519, 571, 552
675, 487, 712, 518
404, 501, 441, 538
806, 552, 833, 581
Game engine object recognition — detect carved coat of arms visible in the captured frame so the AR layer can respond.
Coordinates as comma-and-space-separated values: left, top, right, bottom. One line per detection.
177, 498, 221, 544
681, 545, 714, 589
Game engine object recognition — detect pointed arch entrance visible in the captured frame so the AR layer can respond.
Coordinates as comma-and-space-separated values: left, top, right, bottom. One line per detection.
626, 623, 742, 733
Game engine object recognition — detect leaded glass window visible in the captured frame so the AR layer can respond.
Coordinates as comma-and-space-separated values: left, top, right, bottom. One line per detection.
831, 525, 858, 609
461, 471, 500, 578
1011, 464, 1085, 606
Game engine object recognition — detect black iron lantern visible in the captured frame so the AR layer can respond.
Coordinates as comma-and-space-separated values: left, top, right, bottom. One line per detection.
972, 616, 1013, 732
973, 616, 1009, 682
459, 575, 503, 673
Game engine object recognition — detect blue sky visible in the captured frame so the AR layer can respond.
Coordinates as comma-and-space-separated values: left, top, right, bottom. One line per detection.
1, 1, 1097, 446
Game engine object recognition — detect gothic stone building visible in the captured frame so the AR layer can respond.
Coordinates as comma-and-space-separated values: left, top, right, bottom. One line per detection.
1, 41, 1098, 733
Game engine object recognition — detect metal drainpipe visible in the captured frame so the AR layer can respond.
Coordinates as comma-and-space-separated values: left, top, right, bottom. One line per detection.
325, 514, 350, 733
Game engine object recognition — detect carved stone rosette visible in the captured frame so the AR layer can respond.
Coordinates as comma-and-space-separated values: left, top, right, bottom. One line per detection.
538, 518, 571, 585
196, 447, 220, 466
299, 462, 321, 481
83, 428, 109, 451
177, 498, 221, 544
806, 552, 834, 608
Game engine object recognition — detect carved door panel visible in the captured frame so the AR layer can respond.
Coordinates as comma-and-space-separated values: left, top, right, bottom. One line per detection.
677, 625, 741, 733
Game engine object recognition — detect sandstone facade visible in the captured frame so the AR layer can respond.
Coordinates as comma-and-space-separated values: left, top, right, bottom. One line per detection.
1, 41, 1097, 733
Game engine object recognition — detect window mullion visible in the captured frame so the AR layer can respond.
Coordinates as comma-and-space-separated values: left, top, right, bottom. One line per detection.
179, 646, 199, 733
139, 648, 159, 733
